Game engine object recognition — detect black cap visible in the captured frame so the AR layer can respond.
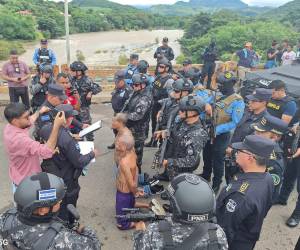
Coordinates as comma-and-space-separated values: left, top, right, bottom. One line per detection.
40, 39, 48, 44
163, 37, 168, 42
183, 59, 192, 66
48, 84, 67, 101
130, 54, 139, 60
246, 88, 272, 102
232, 135, 276, 158
114, 70, 126, 82
269, 80, 286, 90
132, 74, 148, 84
252, 114, 288, 135
55, 104, 78, 118
10, 49, 18, 55
217, 71, 237, 84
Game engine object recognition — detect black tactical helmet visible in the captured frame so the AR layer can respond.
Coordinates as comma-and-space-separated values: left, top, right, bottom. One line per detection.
137, 60, 149, 73
39, 64, 53, 73
158, 57, 171, 68
217, 71, 237, 85
132, 73, 148, 85
179, 95, 205, 114
70, 61, 88, 72
14, 172, 66, 217
172, 79, 193, 94
166, 173, 216, 224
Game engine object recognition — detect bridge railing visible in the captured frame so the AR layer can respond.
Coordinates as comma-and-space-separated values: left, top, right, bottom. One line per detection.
0, 61, 239, 93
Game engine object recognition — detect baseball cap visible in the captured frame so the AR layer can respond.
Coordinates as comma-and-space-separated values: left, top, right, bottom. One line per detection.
246, 88, 272, 102
48, 84, 67, 101
232, 135, 276, 158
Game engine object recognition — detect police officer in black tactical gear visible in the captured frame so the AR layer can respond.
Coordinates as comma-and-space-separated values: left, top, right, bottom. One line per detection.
267, 80, 297, 125
178, 59, 201, 86
70, 61, 102, 141
34, 84, 67, 140
251, 114, 288, 202
217, 135, 275, 250
39, 104, 99, 225
145, 58, 172, 147
155, 95, 209, 181
108, 70, 133, 149
133, 173, 228, 250
137, 60, 154, 86
154, 37, 175, 64
122, 73, 153, 174
200, 41, 218, 89
30, 64, 56, 112
0, 172, 101, 250
156, 78, 193, 133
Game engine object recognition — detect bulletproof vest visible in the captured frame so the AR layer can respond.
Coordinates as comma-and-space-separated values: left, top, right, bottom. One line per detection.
267, 96, 294, 119
203, 48, 217, 63
1, 208, 64, 250
157, 46, 172, 60
171, 121, 202, 172
34, 101, 57, 141
31, 78, 54, 108
160, 99, 178, 130
125, 65, 137, 80
152, 74, 172, 102
38, 49, 51, 64
72, 76, 92, 107
216, 94, 243, 125
127, 88, 152, 133
158, 220, 221, 250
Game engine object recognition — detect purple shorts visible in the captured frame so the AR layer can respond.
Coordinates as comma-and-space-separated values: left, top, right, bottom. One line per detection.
116, 190, 135, 230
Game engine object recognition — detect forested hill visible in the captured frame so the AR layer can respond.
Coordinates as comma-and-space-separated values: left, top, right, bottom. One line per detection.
147, 0, 271, 16
263, 0, 300, 31
0, 0, 184, 41
72, 0, 138, 11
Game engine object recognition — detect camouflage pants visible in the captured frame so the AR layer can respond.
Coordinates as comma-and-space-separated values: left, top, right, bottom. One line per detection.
79, 106, 93, 141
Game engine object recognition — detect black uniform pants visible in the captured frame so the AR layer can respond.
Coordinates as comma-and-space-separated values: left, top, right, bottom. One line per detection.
229, 240, 256, 250
9, 86, 30, 110
58, 184, 80, 225
200, 62, 216, 89
202, 132, 231, 187
132, 131, 146, 174
151, 101, 162, 135
278, 157, 300, 216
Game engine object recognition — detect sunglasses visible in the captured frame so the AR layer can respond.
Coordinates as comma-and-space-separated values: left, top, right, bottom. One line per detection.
174, 90, 181, 93
158, 65, 166, 69
133, 83, 141, 87
236, 149, 256, 158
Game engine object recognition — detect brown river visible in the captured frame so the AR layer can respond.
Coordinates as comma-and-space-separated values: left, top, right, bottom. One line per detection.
7, 29, 183, 66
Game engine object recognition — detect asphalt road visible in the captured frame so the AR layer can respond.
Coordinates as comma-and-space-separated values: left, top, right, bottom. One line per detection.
0, 103, 299, 250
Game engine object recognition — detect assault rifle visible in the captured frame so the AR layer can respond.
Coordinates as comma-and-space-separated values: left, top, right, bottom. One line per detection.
116, 199, 170, 222
120, 91, 134, 113
152, 106, 179, 171
209, 90, 218, 144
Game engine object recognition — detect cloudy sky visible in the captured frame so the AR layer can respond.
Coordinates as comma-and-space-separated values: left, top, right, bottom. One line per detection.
109, 0, 292, 7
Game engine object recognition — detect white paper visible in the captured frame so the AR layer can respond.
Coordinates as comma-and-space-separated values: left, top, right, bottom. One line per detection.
78, 141, 95, 163
79, 120, 102, 138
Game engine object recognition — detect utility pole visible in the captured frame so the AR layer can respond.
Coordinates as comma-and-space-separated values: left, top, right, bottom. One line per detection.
64, 0, 70, 66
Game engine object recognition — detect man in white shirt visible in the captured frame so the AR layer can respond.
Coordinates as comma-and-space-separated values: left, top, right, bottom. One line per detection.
281, 45, 296, 65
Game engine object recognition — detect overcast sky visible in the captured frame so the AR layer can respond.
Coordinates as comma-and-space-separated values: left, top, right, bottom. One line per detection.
109, 0, 292, 7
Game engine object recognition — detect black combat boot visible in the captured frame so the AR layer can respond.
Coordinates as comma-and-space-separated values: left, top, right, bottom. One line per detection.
107, 143, 115, 149
154, 170, 170, 182
286, 214, 300, 228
